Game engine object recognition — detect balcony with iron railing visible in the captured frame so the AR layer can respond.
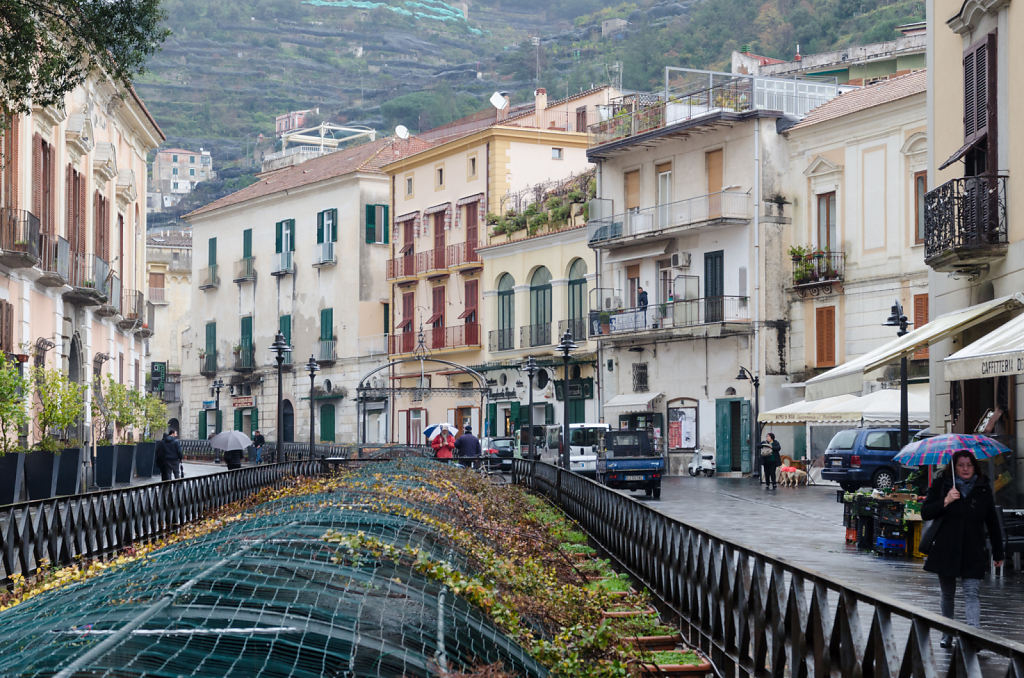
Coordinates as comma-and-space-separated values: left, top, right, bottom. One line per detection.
587, 70, 839, 150
118, 289, 144, 329
520, 322, 553, 348
790, 251, 845, 296
272, 251, 294, 276
233, 344, 256, 372
200, 351, 218, 376
357, 334, 388, 357
0, 208, 41, 268
137, 301, 154, 338
233, 256, 257, 283
591, 295, 751, 338
558, 318, 589, 342
38, 234, 70, 287
390, 323, 480, 354
63, 253, 108, 306
420, 248, 447, 276
386, 242, 480, 280
488, 328, 517, 353
389, 330, 417, 355
199, 263, 219, 290
314, 241, 336, 266
150, 287, 168, 305
317, 338, 338, 363
587, 191, 752, 247
923, 174, 1008, 272
386, 252, 417, 280
446, 241, 480, 270
97, 274, 122, 318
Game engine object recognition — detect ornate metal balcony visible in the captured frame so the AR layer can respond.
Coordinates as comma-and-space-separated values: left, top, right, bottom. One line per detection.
520, 322, 552, 348
199, 351, 218, 376
63, 253, 108, 306
233, 345, 256, 372
38, 234, 70, 287
488, 328, 516, 352
924, 174, 1008, 272
0, 208, 41, 268
791, 251, 845, 296
118, 289, 143, 330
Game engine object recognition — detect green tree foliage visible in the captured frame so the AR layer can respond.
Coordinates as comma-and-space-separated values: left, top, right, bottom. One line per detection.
379, 85, 481, 133
32, 367, 85, 451
102, 375, 141, 443
140, 393, 168, 442
0, 0, 169, 116
0, 354, 29, 456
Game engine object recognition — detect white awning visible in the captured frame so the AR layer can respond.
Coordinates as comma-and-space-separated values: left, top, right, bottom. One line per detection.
943, 311, 1024, 381
604, 391, 663, 413
758, 394, 857, 423
805, 294, 1024, 399
810, 384, 930, 426
604, 242, 670, 264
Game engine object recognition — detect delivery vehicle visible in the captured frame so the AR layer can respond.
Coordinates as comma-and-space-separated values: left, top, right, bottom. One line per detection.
569, 423, 610, 460
599, 429, 664, 499
536, 424, 598, 476
820, 426, 920, 492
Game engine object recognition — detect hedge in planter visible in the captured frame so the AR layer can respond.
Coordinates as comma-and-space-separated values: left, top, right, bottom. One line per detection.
0, 353, 30, 503
29, 368, 84, 500
135, 393, 167, 478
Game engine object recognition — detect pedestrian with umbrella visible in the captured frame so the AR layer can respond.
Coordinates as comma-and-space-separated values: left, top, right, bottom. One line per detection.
424, 422, 457, 460
209, 430, 253, 470
898, 435, 1006, 648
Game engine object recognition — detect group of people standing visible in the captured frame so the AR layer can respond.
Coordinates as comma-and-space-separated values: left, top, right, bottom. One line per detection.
430, 425, 481, 462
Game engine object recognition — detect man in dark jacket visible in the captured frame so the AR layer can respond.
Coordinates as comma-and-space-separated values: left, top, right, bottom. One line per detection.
252, 430, 265, 464
155, 429, 182, 481
454, 425, 481, 467
922, 450, 1004, 647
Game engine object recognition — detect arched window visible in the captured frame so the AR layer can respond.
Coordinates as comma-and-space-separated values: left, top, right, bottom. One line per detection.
497, 274, 515, 350
529, 267, 552, 346
567, 258, 587, 339
320, 403, 335, 442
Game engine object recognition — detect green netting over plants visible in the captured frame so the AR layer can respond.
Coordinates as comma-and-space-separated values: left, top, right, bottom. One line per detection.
0, 461, 547, 677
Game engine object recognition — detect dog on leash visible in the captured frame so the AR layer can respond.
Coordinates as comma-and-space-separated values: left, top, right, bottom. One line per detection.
776, 467, 809, 487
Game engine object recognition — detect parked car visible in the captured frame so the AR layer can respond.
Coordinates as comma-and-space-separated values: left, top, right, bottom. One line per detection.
820, 427, 920, 492
482, 436, 515, 473
599, 429, 664, 499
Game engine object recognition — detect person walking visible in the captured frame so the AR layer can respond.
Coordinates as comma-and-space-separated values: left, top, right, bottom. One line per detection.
431, 428, 455, 460
922, 450, 1004, 648
252, 430, 265, 464
155, 429, 182, 481
224, 446, 244, 470
761, 432, 782, 489
454, 424, 481, 468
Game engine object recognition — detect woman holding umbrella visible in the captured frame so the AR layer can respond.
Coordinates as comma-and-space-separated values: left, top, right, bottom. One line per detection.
425, 423, 456, 460
920, 446, 1004, 647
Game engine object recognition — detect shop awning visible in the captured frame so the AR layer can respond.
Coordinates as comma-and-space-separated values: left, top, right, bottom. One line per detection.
758, 394, 857, 423
810, 384, 931, 426
604, 242, 670, 264
805, 294, 1024, 399
943, 311, 1024, 381
604, 392, 663, 413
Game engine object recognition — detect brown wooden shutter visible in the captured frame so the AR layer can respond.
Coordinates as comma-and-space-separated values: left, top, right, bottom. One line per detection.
0, 300, 13, 354
913, 294, 929, 359
3, 117, 20, 210
33, 134, 43, 218
815, 306, 836, 368
964, 49, 976, 139
624, 170, 640, 211
77, 172, 86, 253
964, 33, 997, 145
65, 165, 73, 245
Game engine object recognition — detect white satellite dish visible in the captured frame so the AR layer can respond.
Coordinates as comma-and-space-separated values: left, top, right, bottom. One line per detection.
489, 91, 509, 110
395, 124, 410, 140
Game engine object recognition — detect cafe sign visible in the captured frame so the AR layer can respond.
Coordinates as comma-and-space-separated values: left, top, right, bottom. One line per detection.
232, 395, 255, 408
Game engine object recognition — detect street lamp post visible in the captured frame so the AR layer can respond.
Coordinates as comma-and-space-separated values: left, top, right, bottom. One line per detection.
556, 331, 578, 471
306, 355, 319, 461
520, 356, 538, 461
211, 377, 224, 462
884, 300, 910, 449
270, 331, 292, 462
737, 366, 760, 482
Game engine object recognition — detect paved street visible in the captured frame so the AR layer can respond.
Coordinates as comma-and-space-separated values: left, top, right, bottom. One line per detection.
646, 475, 1024, 645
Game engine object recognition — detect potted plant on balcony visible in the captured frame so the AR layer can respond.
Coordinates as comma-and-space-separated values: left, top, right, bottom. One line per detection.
28, 367, 85, 499
788, 244, 809, 262
793, 258, 814, 285
599, 311, 612, 335
0, 353, 30, 504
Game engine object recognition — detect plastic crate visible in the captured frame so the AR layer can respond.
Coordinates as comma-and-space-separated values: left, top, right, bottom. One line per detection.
856, 517, 876, 549
845, 527, 858, 544
843, 503, 855, 527
878, 525, 908, 540
836, 489, 846, 504
875, 536, 907, 555
877, 501, 905, 526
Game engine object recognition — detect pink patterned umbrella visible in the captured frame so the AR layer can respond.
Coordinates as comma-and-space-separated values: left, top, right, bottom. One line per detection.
894, 433, 1010, 467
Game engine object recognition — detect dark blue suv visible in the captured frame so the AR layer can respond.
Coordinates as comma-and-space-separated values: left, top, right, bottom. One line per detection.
820, 427, 919, 492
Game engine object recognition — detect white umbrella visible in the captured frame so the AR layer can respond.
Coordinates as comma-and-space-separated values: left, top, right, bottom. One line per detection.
423, 423, 458, 441
209, 430, 253, 451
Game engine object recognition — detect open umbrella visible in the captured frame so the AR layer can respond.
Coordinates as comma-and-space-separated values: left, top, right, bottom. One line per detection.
423, 423, 458, 441
894, 433, 1010, 467
209, 430, 253, 451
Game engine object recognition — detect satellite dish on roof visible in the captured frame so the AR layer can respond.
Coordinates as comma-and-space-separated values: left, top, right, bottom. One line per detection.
395, 124, 410, 140
489, 91, 509, 110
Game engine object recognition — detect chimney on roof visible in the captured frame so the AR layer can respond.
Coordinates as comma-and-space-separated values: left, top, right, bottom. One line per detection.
794, 43, 802, 61
534, 87, 547, 115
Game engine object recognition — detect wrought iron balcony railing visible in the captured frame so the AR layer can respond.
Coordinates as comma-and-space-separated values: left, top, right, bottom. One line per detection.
150, 287, 168, 305
520, 322, 552, 348
0, 208, 41, 266
314, 241, 335, 265
200, 351, 217, 376
791, 251, 845, 291
591, 295, 751, 336
38, 234, 70, 286
587, 191, 751, 246
199, 264, 219, 289
923, 174, 1008, 271
233, 345, 256, 371
488, 328, 516, 352
558, 318, 588, 342
272, 251, 294, 276
233, 256, 257, 282
388, 331, 417, 355
317, 338, 338, 363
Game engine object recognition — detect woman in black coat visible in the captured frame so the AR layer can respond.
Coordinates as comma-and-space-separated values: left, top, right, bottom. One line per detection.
921, 450, 1004, 647
761, 432, 782, 489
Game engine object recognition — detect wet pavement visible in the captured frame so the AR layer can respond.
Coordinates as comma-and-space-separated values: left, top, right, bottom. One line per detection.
647, 474, 1024, 645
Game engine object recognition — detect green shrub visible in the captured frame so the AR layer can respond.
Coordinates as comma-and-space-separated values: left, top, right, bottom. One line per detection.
546, 195, 564, 211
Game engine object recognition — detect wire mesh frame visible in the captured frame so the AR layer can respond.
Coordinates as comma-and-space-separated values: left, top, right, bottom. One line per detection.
514, 460, 1024, 677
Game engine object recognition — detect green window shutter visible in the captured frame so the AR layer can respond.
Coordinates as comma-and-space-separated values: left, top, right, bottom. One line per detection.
216, 409, 223, 434
382, 205, 389, 244
241, 316, 253, 347
509, 401, 520, 430
739, 400, 751, 473
545, 403, 554, 424
279, 315, 291, 344
316, 211, 324, 244
251, 407, 259, 434
288, 220, 296, 251
320, 308, 333, 341
205, 322, 216, 354
275, 221, 282, 253
234, 409, 243, 431
208, 237, 217, 265
243, 229, 252, 258
198, 411, 207, 440
365, 204, 375, 244
486, 403, 497, 436
330, 208, 339, 242
320, 404, 335, 442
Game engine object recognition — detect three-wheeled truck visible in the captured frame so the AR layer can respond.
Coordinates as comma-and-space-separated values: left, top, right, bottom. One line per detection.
598, 429, 664, 499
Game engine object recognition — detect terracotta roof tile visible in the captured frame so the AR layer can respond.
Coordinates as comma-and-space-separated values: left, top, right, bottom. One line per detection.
786, 70, 926, 132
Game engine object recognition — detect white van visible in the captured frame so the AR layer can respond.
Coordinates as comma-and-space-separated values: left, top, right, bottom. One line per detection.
533, 423, 599, 477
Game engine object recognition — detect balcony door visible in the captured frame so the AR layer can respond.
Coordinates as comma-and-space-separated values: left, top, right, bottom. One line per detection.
656, 162, 672, 228
817, 192, 837, 251
433, 212, 445, 269
497, 273, 514, 350
704, 250, 724, 322
465, 204, 478, 261
431, 285, 445, 348
530, 267, 552, 346
625, 169, 640, 233
706, 149, 723, 218
240, 316, 253, 366
402, 220, 414, 274
568, 258, 587, 339
401, 291, 414, 352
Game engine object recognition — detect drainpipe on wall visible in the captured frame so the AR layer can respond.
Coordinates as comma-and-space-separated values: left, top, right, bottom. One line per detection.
595, 160, 604, 422
752, 118, 762, 472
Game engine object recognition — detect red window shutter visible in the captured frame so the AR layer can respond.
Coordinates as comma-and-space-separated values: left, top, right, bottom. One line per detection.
816, 306, 836, 368
913, 295, 929, 359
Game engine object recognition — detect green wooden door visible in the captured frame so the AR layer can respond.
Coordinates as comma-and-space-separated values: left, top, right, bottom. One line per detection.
320, 404, 335, 442
242, 229, 252, 258
486, 403, 497, 437
509, 401, 520, 431
241, 316, 253, 352
234, 409, 243, 431
208, 237, 217, 265
205, 322, 216, 355
739, 400, 751, 473
793, 424, 807, 460
715, 399, 731, 472
320, 308, 333, 341
198, 411, 207, 439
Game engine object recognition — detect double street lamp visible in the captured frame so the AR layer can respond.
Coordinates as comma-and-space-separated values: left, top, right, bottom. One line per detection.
270, 331, 292, 461
884, 300, 910, 449
306, 355, 319, 461
211, 377, 224, 462
736, 366, 760, 481
556, 330, 578, 471
519, 356, 539, 460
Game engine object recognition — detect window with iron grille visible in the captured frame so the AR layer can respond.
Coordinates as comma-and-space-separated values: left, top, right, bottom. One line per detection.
632, 362, 648, 393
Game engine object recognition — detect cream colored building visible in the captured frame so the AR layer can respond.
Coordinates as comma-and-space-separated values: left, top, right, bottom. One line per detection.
780, 72, 929, 457
181, 139, 404, 444
383, 87, 617, 443
0, 71, 162, 448
146, 231, 192, 428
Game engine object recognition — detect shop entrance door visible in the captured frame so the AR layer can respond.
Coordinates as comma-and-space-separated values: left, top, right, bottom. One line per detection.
715, 397, 750, 473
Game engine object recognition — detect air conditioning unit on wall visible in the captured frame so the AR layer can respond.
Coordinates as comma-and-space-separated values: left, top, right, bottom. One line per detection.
671, 251, 691, 268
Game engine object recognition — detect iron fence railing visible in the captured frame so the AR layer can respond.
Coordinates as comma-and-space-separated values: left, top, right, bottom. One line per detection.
924, 174, 1008, 262
791, 250, 845, 287
386, 254, 416, 279
122, 288, 143, 322
150, 287, 167, 304
272, 251, 293, 275
200, 351, 217, 375
591, 295, 750, 335
389, 331, 417, 355
317, 338, 337, 363
587, 191, 751, 245
178, 439, 359, 463
200, 264, 219, 288
514, 460, 1024, 676
445, 241, 479, 267
0, 207, 41, 260
315, 241, 335, 265
233, 344, 256, 371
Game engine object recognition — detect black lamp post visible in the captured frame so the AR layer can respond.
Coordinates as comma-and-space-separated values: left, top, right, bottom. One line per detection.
884, 300, 910, 449
270, 331, 292, 461
737, 366, 760, 481
520, 356, 538, 460
556, 331, 578, 471
306, 355, 319, 460
211, 377, 224, 433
